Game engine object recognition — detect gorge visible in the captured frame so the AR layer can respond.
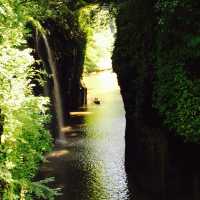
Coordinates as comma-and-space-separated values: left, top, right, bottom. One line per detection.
1, 0, 200, 200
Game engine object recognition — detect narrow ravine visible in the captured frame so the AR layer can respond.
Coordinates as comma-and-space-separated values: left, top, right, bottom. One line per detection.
39, 70, 132, 200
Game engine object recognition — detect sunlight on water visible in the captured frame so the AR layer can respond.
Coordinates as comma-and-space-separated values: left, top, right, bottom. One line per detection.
47, 150, 70, 158
83, 70, 120, 104
70, 111, 93, 116
39, 70, 131, 200
79, 71, 130, 200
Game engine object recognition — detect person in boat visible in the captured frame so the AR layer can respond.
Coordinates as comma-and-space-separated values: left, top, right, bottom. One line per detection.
94, 97, 101, 104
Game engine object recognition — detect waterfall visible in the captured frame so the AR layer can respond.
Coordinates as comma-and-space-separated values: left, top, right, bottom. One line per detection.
42, 34, 65, 135
35, 30, 49, 97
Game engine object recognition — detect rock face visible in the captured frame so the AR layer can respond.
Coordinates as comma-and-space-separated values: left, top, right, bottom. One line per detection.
113, 0, 200, 199
28, 16, 86, 138
42, 19, 86, 111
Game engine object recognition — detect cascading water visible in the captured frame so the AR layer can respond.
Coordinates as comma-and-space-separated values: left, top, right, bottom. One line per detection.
35, 30, 49, 97
42, 34, 65, 137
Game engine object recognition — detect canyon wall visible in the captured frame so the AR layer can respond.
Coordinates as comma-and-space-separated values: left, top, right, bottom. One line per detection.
28, 12, 86, 138
112, 0, 200, 199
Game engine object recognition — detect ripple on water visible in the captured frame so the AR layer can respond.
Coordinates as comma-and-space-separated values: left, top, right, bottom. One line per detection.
39, 71, 132, 200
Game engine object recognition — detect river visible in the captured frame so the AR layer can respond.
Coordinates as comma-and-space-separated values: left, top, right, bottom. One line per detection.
39, 70, 133, 200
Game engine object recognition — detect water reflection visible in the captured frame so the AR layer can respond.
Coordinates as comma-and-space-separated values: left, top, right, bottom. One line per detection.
39, 70, 131, 200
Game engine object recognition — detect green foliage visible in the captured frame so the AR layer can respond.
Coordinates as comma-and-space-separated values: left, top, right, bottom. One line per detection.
0, 45, 53, 200
0, 0, 117, 199
112, 0, 155, 115
28, 178, 61, 200
79, 4, 116, 72
113, 0, 200, 142
153, 0, 200, 142
0, 0, 65, 199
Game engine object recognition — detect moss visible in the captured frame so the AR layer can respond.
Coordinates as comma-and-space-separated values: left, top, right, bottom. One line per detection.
113, 0, 200, 142
154, 1, 200, 142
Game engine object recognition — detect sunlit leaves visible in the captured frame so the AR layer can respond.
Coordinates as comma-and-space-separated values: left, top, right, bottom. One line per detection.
0, 41, 53, 198
79, 4, 115, 72
0, 0, 54, 199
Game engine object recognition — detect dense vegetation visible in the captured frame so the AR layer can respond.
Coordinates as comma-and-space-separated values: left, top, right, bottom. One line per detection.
79, 5, 115, 73
0, 0, 88, 199
154, 0, 200, 142
0, 1, 116, 198
1, 0, 200, 198
113, 0, 200, 142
